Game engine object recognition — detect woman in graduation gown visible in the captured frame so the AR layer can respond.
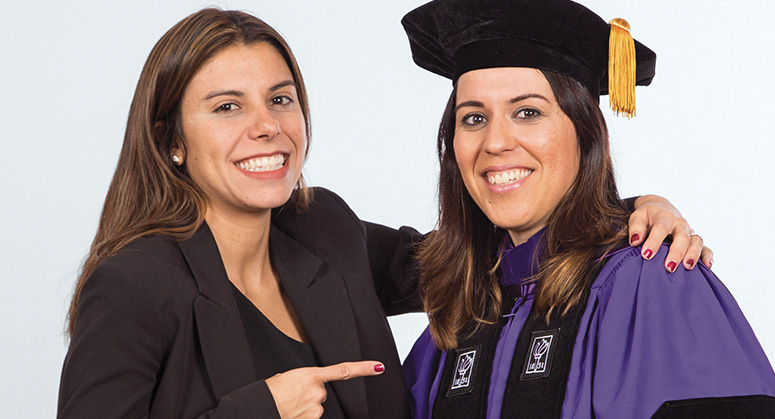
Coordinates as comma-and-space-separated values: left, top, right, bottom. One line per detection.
401, 0, 775, 418
58, 7, 711, 419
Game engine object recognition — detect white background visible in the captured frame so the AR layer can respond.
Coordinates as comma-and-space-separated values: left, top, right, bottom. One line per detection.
1, 0, 774, 417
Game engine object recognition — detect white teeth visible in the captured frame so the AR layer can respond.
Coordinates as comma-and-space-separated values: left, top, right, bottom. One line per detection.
487, 168, 532, 186
236, 154, 286, 172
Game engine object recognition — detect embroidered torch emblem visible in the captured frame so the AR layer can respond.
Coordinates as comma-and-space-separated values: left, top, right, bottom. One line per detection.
525, 335, 553, 374
451, 350, 476, 389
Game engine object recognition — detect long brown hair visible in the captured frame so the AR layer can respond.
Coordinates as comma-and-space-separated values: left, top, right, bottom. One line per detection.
67, 8, 312, 335
418, 71, 629, 350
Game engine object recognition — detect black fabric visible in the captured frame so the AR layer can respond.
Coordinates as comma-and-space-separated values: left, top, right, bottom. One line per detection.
401, 0, 656, 97
622, 196, 638, 213
58, 188, 417, 419
651, 395, 775, 418
430, 242, 622, 419
498, 244, 622, 418
432, 321, 504, 418
500, 290, 591, 418
233, 287, 345, 418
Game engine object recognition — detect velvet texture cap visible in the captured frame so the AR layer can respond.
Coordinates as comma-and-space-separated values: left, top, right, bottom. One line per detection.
401, 0, 656, 100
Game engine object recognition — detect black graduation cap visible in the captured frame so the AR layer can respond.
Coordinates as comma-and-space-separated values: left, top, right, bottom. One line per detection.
401, 0, 657, 117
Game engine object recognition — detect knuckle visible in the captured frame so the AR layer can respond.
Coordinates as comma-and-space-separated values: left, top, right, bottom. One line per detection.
311, 405, 325, 418
313, 386, 327, 402
336, 364, 352, 380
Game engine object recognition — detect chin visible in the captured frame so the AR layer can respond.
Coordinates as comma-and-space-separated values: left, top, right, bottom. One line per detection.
243, 186, 296, 211
483, 208, 528, 230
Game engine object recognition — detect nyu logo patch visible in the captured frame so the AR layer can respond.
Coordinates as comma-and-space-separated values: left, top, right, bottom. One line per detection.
446, 345, 480, 396
520, 329, 560, 380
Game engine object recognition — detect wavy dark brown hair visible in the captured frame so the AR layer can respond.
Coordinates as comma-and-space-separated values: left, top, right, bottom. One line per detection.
418, 71, 630, 350
67, 8, 312, 335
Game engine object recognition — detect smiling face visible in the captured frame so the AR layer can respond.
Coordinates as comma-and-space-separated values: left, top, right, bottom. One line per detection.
453, 67, 580, 245
177, 42, 307, 220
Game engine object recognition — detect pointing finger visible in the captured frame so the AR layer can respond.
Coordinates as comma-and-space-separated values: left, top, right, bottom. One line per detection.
316, 361, 384, 384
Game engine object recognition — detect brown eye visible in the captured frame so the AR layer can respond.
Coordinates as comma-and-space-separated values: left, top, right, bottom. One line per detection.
461, 113, 487, 126
515, 108, 543, 119
215, 103, 238, 112
271, 95, 293, 106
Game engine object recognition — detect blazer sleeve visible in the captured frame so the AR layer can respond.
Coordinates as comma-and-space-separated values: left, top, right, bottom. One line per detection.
365, 221, 424, 315
58, 261, 282, 419
316, 187, 424, 315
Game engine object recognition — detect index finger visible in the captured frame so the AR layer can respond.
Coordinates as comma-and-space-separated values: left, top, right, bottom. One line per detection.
315, 361, 385, 383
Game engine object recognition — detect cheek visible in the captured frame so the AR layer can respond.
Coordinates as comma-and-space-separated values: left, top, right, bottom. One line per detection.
550, 144, 580, 192
452, 136, 477, 172
546, 122, 579, 184
281, 114, 308, 152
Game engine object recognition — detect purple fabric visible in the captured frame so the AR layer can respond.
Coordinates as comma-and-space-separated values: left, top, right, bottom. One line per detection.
486, 295, 533, 419
404, 240, 775, 418
499, 230, 543, 287
486, 231, 542, 418
404, 328, 444, 419
561, 244, 775, 418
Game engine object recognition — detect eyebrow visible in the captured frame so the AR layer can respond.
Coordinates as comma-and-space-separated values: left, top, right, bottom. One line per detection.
454, 93, 550, 113
203, 80, 297, 100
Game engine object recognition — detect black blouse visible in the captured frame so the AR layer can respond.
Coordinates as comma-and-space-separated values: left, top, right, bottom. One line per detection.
233, 286, 346, 418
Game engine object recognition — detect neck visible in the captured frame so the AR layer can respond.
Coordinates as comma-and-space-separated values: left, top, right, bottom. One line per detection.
507, 224, 547, 247
204, 205, 273, 291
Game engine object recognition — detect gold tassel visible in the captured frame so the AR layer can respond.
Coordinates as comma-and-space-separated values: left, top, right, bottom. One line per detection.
608, 18, 637, 118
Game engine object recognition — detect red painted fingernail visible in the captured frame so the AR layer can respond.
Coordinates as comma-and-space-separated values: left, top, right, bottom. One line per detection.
643, 249, 653, 259
374, 364, 384, 373
707, 260, 713, 269
686, 258, 695, 268
667, 261, 677, 273
630, 233, 640, 244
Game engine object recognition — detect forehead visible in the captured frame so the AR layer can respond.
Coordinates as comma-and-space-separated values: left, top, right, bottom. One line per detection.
456, 67, 554, 101
187, 42, 293, 91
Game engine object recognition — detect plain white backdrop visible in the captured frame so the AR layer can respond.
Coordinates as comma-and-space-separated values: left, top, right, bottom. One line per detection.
1, 0, 774, 416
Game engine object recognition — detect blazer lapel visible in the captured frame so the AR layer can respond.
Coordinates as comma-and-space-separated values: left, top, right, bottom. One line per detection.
177, 223, 257, 400
270, 225, 369, 418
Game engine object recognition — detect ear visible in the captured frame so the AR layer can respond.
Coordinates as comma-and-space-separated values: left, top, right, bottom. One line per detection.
170, 136, 186, 166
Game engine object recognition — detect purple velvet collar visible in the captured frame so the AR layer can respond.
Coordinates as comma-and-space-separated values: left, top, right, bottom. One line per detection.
499, 229, 545, 295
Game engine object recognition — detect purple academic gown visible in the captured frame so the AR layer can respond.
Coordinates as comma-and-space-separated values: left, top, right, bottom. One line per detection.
403, 233, 775, 418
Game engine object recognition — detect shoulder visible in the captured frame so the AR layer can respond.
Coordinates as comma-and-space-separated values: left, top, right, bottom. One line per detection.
589, 243, 730, 317
305, 186, 362, 223
83, 234, 197, 314
91, 235, 188, 286
96, 234, 182, 271
571, 245, 775, 416
272, 187, 366, 241
589, 243, 767, 342
592, 243, 697, 291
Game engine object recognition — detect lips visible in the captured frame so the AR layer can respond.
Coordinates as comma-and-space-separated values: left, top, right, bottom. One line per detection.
235, 153, 286, 172
486, 168, 533, 186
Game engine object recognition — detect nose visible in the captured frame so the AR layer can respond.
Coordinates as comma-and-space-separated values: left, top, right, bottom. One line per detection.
482, 116, 519, 155
247, 106, 281, 140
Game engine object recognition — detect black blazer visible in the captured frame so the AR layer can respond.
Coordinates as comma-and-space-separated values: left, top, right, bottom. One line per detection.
58, 188, 421, 418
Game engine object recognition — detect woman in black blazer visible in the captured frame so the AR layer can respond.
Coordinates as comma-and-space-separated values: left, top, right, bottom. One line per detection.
59, 185, 420, 418
57, 8, 709, 419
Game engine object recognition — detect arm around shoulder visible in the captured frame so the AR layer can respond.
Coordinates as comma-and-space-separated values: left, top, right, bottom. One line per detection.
305, 187, 424, 314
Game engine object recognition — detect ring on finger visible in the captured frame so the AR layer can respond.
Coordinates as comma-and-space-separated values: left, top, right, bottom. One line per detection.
690, 233, 703, 243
